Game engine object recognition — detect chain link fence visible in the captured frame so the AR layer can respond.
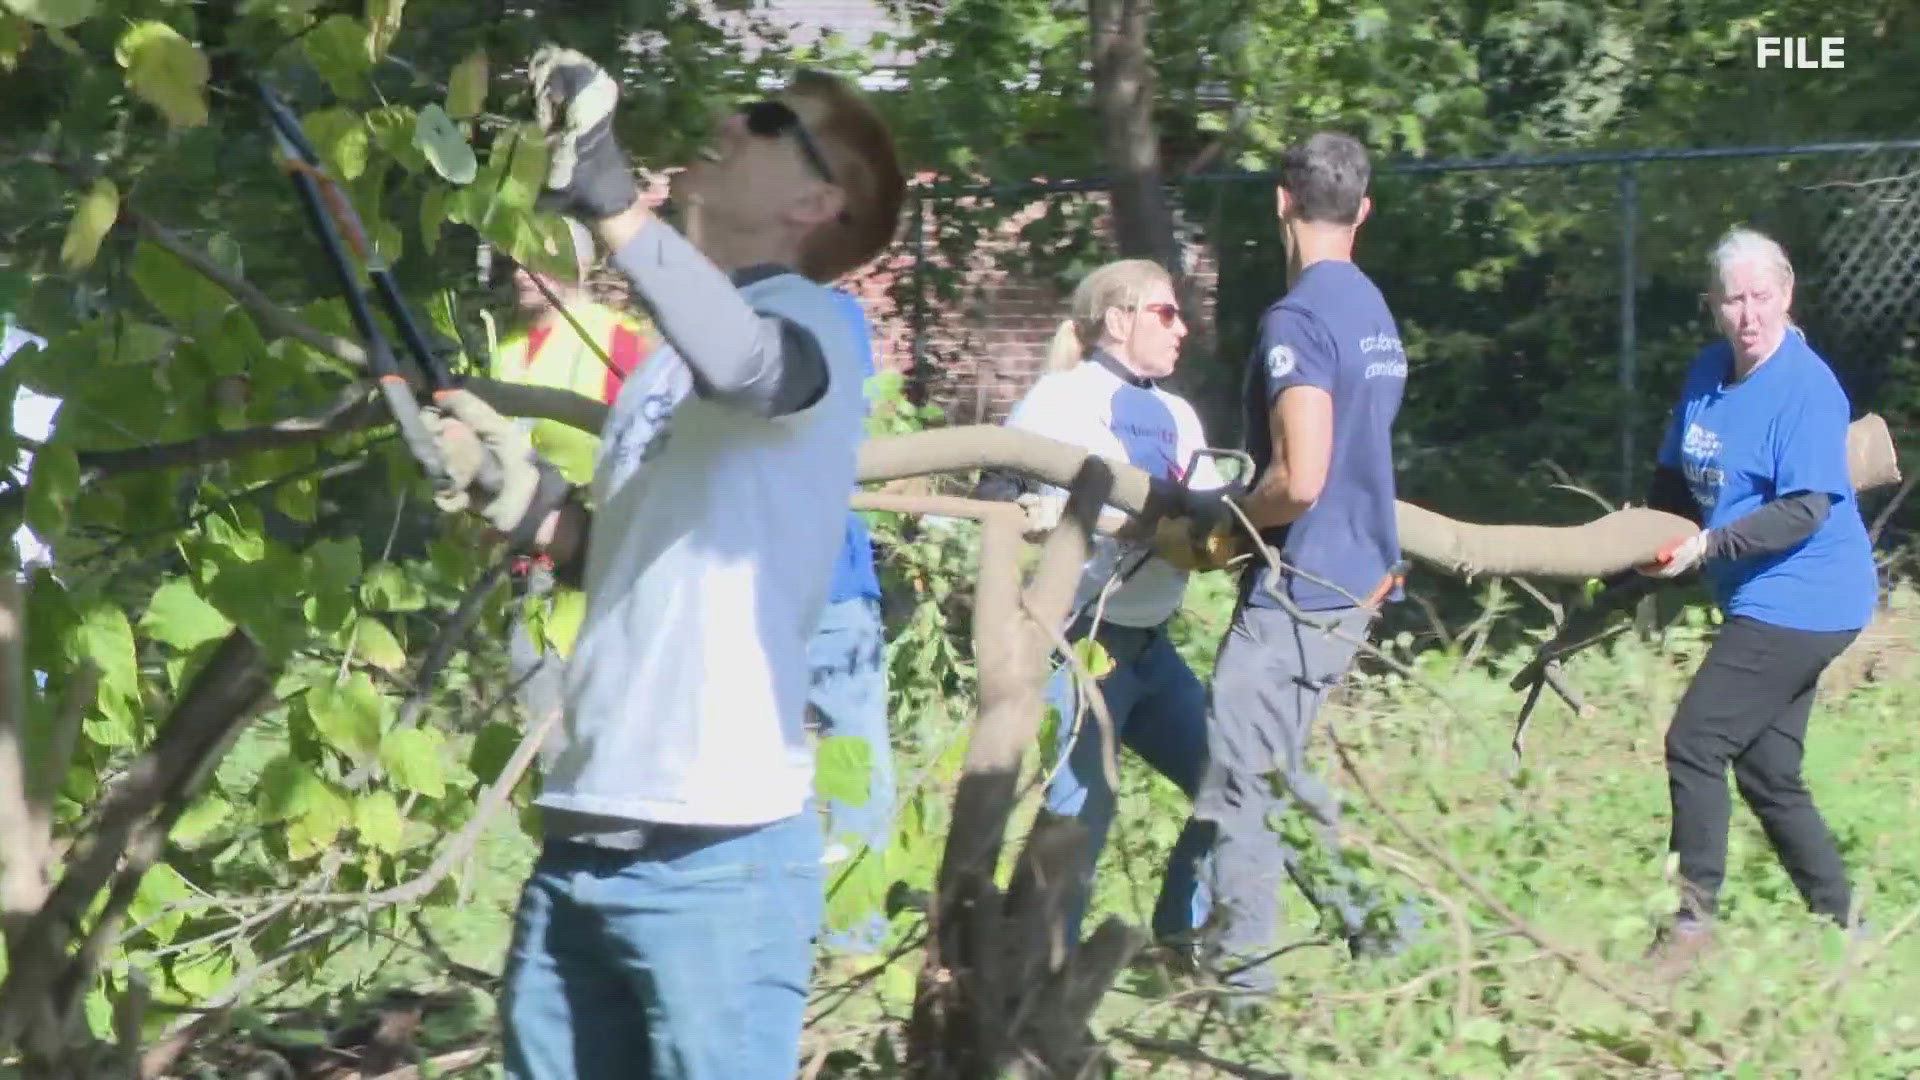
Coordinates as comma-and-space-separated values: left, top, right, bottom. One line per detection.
884, 140, 1920, 534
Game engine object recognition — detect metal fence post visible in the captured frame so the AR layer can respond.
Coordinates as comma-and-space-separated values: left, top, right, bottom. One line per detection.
1619, 161, 1639, 503
909, 190, 928, 403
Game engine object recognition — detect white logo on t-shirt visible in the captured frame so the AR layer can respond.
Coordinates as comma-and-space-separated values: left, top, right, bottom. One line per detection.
1680, 422, 1725, 508
1266, 343, 1296, 379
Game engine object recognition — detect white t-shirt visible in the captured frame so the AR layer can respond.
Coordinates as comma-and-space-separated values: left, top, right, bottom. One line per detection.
543, 273, 865, 828
1, 324, 61, 573
1006, 354, 1224, 628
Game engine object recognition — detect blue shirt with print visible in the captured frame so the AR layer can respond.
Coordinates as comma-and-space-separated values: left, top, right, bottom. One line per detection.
1242, 260, 1407, 611
1657, 330, 1875, 633
826, 289, 882, 604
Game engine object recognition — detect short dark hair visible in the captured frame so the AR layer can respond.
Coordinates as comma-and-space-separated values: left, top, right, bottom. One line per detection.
1278, 131, 1371, 225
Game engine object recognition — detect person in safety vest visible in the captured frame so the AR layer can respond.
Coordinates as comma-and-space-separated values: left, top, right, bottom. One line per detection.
493, 217, 655, 744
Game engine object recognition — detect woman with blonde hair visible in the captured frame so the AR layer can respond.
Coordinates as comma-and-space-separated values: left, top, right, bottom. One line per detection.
981, 256, 1233, 958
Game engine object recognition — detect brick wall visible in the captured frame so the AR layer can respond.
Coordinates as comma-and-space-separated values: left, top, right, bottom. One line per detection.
839, 186, 1223, 426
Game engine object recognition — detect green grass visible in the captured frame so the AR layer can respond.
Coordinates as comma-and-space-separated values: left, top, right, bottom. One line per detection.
281, 583, 1920, 1078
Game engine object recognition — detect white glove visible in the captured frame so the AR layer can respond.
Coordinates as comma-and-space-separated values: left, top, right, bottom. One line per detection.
1639, 528, 1714, 578
1015, 493, 1065, 539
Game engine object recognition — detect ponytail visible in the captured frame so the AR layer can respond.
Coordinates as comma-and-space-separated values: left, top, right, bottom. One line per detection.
1044, 319, 1083, 373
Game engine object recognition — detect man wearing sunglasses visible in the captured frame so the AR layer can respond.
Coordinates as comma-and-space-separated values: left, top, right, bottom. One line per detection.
1193, 131, 1420, 995
420, 46, 905, 1080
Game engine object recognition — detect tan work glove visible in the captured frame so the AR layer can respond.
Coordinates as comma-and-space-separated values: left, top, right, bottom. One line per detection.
422, 389, 571, 544
1151, 514, 1246, 572
1149, 488, 1247, 572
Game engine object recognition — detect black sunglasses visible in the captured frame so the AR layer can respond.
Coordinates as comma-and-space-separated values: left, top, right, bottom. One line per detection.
739, 100, 836, 184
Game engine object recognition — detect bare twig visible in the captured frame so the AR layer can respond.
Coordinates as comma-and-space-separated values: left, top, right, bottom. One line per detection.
1110, 1030, 1292, 1080
367, 1044, 492, 1080
1868, 469, 1919, 545
1021, 596, 1120, 796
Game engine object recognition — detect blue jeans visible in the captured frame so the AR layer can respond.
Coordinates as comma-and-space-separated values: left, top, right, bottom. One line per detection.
501, 813, 824, 1080
1044, 619, 1213, 947
806, 596, 893, 951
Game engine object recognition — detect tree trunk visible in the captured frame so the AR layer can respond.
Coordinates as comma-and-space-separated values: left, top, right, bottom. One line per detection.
1088, 0, 1212, 357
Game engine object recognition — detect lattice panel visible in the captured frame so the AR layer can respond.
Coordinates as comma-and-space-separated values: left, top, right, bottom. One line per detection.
1797, 150, 1920, 385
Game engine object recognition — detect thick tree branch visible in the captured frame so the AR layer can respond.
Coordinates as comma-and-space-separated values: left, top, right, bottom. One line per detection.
0, 576, 36, 939
0, 631, 275, 1049
128, 210, 368, 368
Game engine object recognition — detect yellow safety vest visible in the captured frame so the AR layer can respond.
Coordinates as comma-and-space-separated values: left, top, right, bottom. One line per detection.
493, 302, 654, 660
490, 302, 655, 486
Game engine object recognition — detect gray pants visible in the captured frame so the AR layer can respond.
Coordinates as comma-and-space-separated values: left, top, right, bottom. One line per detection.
1195, 602, 1410, 986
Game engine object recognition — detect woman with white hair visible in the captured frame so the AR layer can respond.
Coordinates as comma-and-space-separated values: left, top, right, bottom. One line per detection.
977, 257, 1232, 958
1637, 225, 1876, 973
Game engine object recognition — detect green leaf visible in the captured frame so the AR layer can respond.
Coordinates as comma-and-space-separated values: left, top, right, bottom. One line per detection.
256, 756, 323, 822
286, 780, 350, 861
170, 794, 231, 847
418, 184, 445, 255
1071, 637, 1115, 680
306, 672, 387, 761
60, 178, 118, 270
74, 601, 138, 722
115, 20, 209, 129
380, 727, 445, 798
414, 104, 476, 185
301, 107, 369, 182
128, 862, 191, 944
2, 0, 96, 30
365, 0, 403, 62
352, 615, 406, 673
23, 440, 77, 540
1, 12, 36, 71
354, 790, 404, 853
815, 735, 872, 808
303, 536, 361, 633
540, 589, 585, 657
446, 47, 487, 118
303, 15, 369, 101
468, 721, 520, 786
361, 563, 426, 612
365, 105, 427, 173
141, 577, 232, 650
131, 240, 231, 333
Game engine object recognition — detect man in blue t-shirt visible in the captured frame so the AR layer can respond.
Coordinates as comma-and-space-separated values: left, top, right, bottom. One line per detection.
1635, 227, 1876, 974
1193, 131, 1418, 992
806, 287, 893, 953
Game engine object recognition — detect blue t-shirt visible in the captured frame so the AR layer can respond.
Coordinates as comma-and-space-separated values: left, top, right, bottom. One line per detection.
1657, 329, 1875, 633
1241, 260, 1407, 611
826, 289, 882, 604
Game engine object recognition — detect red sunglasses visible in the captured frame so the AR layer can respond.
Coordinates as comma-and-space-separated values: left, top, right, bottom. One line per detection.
1135, 302, 1182, 328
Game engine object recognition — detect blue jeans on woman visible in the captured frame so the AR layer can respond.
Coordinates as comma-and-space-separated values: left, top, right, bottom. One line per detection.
502, 813, 824, 1080
806, 595, 893, 951
1043, 617, 1213, 948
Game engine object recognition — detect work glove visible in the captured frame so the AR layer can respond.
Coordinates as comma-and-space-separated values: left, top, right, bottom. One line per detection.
422, 390, 573, 549
527, 45, 640, 220
1015, 492, 1066, 540
1637, 528, 1714, 579
1150, 488, 1246, 573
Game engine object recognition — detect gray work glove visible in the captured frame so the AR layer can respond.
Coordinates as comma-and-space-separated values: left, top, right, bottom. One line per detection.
527, 45, 640, 220
422, 389, 573, 547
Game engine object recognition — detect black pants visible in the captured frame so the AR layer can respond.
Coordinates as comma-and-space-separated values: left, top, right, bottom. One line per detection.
1666, 614, 1858, 923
